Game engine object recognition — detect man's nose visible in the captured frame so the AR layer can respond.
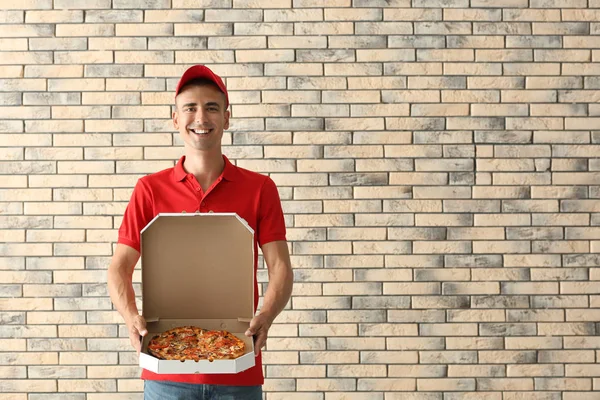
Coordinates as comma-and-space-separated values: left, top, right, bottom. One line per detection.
195, 109, 208, 124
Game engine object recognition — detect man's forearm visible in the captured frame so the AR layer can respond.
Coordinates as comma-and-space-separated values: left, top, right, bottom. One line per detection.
259, 260, 293, 323
107, 244, 142, 324
108, 267, 140, 323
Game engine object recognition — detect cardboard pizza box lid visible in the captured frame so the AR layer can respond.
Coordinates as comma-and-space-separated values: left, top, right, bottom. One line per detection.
140, 213, 254, 322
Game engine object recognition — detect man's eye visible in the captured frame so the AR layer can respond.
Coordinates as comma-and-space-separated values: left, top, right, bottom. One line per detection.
208, 107, 217, 111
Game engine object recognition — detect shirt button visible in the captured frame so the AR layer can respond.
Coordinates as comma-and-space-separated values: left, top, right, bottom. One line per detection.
208, 210, 214, 213
201, 201, 206, 206
196, 187, 200, 191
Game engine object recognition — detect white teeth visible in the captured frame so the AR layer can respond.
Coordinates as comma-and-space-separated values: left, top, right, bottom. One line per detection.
191, 129, 209, 134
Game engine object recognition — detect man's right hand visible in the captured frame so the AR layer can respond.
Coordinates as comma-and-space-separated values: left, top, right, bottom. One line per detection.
126, 314, 148, 354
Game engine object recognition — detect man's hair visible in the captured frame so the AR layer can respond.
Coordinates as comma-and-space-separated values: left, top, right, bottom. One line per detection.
175, 78, 227, 109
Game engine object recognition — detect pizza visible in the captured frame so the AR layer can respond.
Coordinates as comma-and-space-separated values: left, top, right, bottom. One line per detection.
147, 326, 246, 362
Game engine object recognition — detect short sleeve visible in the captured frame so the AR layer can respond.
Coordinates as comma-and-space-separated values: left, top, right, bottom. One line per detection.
257, 177, 286, 247
118, 178, 155, 253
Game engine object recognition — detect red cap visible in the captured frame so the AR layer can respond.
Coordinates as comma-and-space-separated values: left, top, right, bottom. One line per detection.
174, 65, 229, 109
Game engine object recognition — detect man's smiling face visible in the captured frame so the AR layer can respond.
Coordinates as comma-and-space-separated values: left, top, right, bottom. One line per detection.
173, 82, 230, 153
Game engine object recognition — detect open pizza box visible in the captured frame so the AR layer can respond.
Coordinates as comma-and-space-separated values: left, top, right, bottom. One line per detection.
138, 213, 256, 374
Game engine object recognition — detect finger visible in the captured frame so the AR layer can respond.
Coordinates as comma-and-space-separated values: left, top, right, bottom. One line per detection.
131, 334, 142, 353
134, 316, 148, 336
245, 319, 259, 336
254, 332, 267, 356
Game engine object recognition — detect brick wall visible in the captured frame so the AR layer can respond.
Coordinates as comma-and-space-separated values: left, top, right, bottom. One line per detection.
1, 0, 600, 399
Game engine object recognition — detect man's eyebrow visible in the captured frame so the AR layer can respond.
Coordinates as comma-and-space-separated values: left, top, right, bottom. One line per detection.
205, 101, 220, 108
181, 102, 197, 108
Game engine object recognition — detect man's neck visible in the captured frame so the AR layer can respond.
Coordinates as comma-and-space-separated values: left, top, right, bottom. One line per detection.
182, 151, 225, 192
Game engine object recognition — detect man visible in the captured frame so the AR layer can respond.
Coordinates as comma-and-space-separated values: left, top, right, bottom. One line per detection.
107, 64, 294, 399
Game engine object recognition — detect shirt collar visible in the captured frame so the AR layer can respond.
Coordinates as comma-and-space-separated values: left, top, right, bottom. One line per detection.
173, 155, 237, 182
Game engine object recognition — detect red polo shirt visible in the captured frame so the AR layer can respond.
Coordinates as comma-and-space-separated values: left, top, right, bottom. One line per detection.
117, 155, 286, 386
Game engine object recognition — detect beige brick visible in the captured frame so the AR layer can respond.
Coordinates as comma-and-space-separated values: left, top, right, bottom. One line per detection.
417, 49, 474, 63
203, 37, 265, 52
204, 10, 262, 22
270, 173, 328, 187
324, 8, 384, 22
0, 11, 24, 23
89, 37, 146, 50
113, 0, 170, 7
355, 48, 415, 63
564, 36, 600, 49
59, 352, 117, 365
295, 0, 350, 5
237, 160, 299, 173
1, 351, 58, 367
177, 49, 237, 64
323, 90, 380, 104
293, 132, 349, 146
536, 377, 592, 391
472, 240, 530, 254
232, 22, 293, 36
267, 338, 325, 351
0, 23, 53, 37
356, 378, 415, 392
58, 379, 116, 392
290, 22, 353, 36
291, 105, 348, 118
267, 365, 325, 378
294, 186, 352, 200
471, 104, 528, 118
115, 51, 173, 64
262, 351, 298, 365
26, 10, 83, 23
410, 104, 468, 117
466, 77, 523, 90
323, 117, 383, 131
295, 378, 356, 392
53, 134, 112, 148
263, 9, 322, 22
0, 66, 24, 79
232, 104, 290, 119
0, 52, 52, 66
294, 214, 353, 228
535, 49, 591, 63
0, 380, 56, 393
505, 63, 563, 78
145, 9, 203, 22
87, 365, 140, 379
264, 64, 325, 79
565, 118, 600, 130
114, 23, 168, 38
52, 106, 110, 119
234, 0, 291, 6
564, 392, 600, 400
56, 24, 114, 37
565, 364, 600, 379
269, 37, 326, 51
287, 77, 345, 90
297, 325, 356, 340
441, 91, 499, 105
0, 363, 26, 380
83, 92, 140, 105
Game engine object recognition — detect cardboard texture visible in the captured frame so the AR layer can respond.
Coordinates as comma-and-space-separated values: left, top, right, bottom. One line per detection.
138, 213, 256, 374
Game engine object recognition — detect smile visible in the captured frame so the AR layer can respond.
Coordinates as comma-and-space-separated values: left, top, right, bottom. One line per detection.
189, 128, 212, 135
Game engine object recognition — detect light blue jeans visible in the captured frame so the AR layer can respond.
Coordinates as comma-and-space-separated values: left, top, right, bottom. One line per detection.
144, 380, 263, 400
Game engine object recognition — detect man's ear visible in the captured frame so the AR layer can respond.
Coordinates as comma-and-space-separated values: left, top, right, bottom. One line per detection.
224, 110, 230, 130
172, 110, 179, 129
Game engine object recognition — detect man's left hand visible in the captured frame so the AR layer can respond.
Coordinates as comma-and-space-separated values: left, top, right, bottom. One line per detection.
245, 313, 273, 356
